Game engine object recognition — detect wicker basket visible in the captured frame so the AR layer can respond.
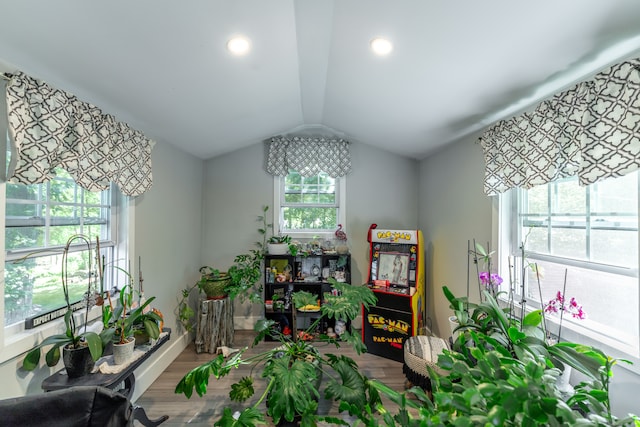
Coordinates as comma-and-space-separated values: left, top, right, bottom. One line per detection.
200, 272, 232, 300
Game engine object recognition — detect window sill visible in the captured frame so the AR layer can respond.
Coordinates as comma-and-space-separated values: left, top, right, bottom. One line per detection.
0, 306, 102, 364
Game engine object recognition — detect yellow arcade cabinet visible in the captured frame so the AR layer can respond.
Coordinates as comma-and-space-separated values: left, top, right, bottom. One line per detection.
362, 224, 425, 362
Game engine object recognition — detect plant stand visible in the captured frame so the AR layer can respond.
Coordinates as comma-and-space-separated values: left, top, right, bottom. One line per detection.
195, 297, 234, 354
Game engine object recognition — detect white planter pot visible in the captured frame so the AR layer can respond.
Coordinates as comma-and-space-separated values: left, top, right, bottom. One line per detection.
267, 243, 289, 255
112, 337, 135, 365
557, 365, 574, 396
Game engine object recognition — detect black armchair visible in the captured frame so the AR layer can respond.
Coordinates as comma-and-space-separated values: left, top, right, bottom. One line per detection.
0, 386, 133, 426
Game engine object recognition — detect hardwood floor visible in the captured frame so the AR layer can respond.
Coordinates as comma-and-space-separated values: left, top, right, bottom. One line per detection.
136, 330, 410, 426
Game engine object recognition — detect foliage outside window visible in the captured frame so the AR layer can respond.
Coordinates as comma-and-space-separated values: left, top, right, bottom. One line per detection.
278, 170, 342, 233
4, 168, 116, 327
505, 171, 639, 355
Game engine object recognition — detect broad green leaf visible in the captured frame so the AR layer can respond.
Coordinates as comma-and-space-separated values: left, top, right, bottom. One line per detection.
229, 376, 254, 402
213, 406, 265, 427
324, 357, 366, 409
487, 405, 507, 426
143, 319, 161, 340
83, 332, 103, 361
45, 345, 61, 367
523, 310, 542, 327
22, 348, 42, 371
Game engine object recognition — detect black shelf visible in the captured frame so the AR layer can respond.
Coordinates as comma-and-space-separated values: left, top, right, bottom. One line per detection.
263, 253, 350, 340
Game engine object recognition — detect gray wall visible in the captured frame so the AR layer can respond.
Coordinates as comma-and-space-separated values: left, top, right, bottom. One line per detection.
133, 140, 204, 336
417, 135, 638, 417
201, 140, 418, 326
418, 136, 492, 338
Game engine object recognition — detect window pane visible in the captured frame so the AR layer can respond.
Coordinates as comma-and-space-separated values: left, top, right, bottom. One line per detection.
5, 171, 113, 326
303, 175, 318, 185
6, 182, 45, 201
6, 201, 40, 220
49, 225, 85, 246
550, 226, 586, 259
525, 185, 548, 214
318, 193, 335, 204
6, 226, 45, 251
592, 173, 638, 213
514, 171, 639, 354
282, 207, 337, 230
50, 179, 78, 203
302, 194, 318, 203
50, 204, 78, 219
84, 191, 101, 205
522, 223, 549, 254
4, 251, 96, 326
526, 258, 638, 342
591, 229, 637, 266
284, 193, 302, 203
553, 180, 585, 214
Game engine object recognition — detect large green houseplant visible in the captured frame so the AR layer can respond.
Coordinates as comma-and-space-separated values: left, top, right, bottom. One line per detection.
175, 278, 378, 426
356, 287, 640, 426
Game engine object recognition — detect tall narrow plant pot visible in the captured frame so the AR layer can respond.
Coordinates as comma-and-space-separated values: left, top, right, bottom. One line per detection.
63, 344, 95, 378
112, 337, 135, 365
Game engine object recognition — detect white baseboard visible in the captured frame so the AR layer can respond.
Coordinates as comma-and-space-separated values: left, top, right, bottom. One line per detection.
131, 331, 191, 402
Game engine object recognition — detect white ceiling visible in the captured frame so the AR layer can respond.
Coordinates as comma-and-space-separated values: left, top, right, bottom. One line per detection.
2, 1, 640, 160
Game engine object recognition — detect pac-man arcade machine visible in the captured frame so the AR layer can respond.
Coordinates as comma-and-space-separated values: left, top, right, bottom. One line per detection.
362, 224, 425, 362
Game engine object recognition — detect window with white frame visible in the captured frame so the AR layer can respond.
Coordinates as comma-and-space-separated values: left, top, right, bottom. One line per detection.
275, 170, 345, 236
502, 171, 639, 355
4, 167, 120, 329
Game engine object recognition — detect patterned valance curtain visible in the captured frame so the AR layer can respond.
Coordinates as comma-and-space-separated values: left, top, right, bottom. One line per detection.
266, 136, 351, 177
479, 58, 640, 195
5, 71, 155, 197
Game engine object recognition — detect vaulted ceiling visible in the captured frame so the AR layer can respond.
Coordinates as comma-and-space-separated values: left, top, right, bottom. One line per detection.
2, 1, 640, 160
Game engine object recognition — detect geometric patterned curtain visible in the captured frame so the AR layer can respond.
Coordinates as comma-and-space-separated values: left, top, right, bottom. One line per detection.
266, 135, 351, 178
5, 71, 155, 197
479, 57, 640, 196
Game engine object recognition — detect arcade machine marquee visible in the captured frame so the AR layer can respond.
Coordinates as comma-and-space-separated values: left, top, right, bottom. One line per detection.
362, 225, 425, 362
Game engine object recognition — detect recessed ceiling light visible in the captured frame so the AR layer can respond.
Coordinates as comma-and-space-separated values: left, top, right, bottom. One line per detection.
226, 36, 250, 56
370, 37, 393, 56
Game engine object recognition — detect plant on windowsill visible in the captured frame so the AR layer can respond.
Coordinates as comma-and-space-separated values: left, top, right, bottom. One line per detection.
175, 278, 378, 426
21, 234, 104, 378
109, 280, 158, 365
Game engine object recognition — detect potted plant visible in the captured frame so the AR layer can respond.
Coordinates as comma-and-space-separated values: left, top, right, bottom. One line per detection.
110, 280, 158, 365
267, 234, 292, 255
21, 234, 103, 378
175, 278, 378, 426
196, 266, 232, 300
357, 287, 640, 426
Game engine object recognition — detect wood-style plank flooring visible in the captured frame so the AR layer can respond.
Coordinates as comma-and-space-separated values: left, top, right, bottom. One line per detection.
136, 330, 409, 426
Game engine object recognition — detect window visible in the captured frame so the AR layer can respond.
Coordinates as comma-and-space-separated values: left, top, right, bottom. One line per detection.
502, 171, 639, 356
275, 170, 346, 236
4, 168, 119, 328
